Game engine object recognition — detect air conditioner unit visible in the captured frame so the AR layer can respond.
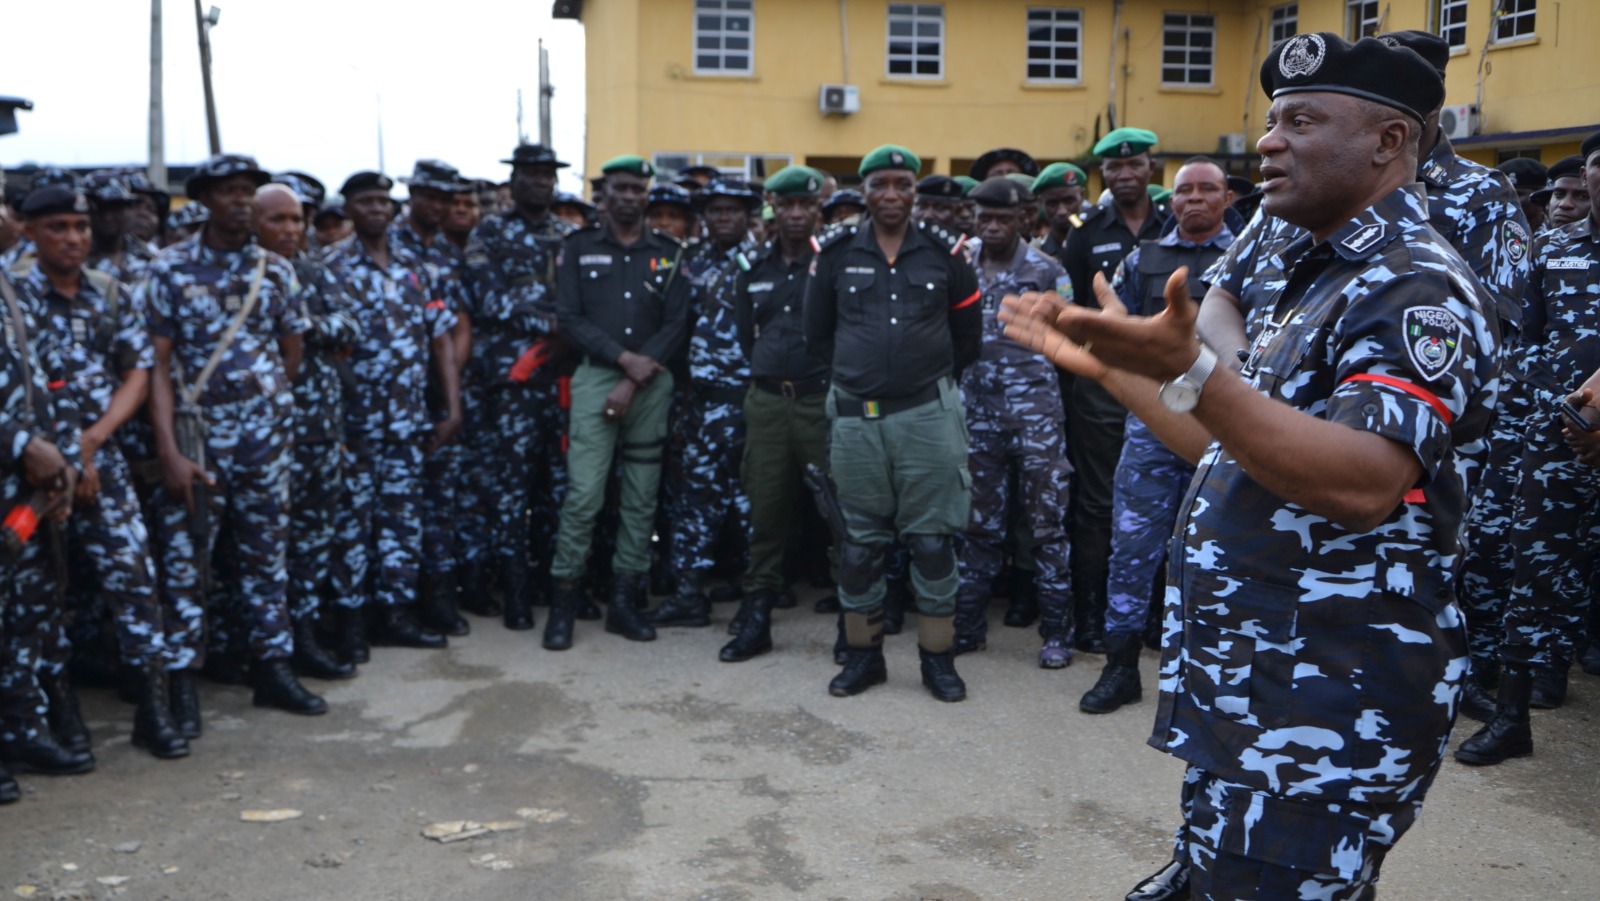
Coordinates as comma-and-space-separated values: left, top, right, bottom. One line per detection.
1217, 132, 1248, 155
1440, 103, 1480, 140
819, 84, 860, 116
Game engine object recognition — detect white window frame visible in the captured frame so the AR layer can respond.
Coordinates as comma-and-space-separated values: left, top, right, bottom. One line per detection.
652, 152, 794, 183
886, 3, 945, 80
1493, 0, 1536, 42
1269, 3, 1298, 46
1432, 0, 1469, 49
1025, 7, 1084, 85
1161, 12, 1216, 88
1345, 0, 1380, 40
692, 0, 755, 76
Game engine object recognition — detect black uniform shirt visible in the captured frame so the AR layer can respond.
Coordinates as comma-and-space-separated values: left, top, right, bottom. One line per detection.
804, 219, 981, 399
1060, 199, 1169, 306
554, 225, 691, 367
737, 242, 827, 383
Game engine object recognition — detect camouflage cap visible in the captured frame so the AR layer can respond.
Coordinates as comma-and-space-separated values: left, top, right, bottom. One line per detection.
185, 153, 271, 197
81, 170, 137, 206
645, 183, 693, 210
696, 177, 762, 211
404, 159, 463, 193
273, 170, 326, 207
822, 189, 865, 213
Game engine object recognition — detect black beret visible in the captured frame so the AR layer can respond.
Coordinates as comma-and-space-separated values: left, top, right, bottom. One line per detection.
1497, 158, 1548, 191
501, 144, 569, 168
969, 147, 1040, 180
680, 165, 721, 180
968, 175, 1032, 208
312, 203, 347, 222
1583, 129, 1600, 165
696, 177, 761, 211
916, 174, 965, 200
1376, 30, 1450, 77
1530, 155, 1585, 205
645, 183, 692, 210
185, 153, 270, 198
20, 186, 90, 219
1262, 32, 1444, 125
1226, 175, 1259, 198
340, 171, 394, 198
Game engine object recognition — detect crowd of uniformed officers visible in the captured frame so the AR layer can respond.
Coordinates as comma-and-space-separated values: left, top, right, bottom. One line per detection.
0, 28, 1598, 900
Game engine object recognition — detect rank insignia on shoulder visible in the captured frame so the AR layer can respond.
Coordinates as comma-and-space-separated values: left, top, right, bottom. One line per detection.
1068, 214, 1084, 229
1341, 223, 1386, 255
814, 224, 853, 252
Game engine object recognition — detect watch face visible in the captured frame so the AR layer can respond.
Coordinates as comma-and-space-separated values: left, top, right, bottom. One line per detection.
1160, 382, 1199, 413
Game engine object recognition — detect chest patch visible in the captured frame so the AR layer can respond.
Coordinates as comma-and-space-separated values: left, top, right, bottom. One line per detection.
1502, 220, 1529, 266
1403, 306, 1464, 382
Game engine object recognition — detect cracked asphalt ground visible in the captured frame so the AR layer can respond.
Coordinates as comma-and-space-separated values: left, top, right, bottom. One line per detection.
3, 595, 1598, 900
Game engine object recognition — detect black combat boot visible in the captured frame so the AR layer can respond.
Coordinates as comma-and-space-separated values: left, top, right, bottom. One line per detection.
1530, 661, 1568, 709
707, 583, 744, 605
1073, 587, 1109, 654
458, 557, 501, 617
829, 612, 887, 697
1003, 567, 1039, 628
251, 659, 328, 715
1037, 608, 1075, 670
374, 605, 447, 649
292, 617, 356, 681
1455, 665, 1534, 765
40, 670, 89, 754
543, 579, 580, 651
0, 761, 17, 804
0, 724, 95, 775
654, 572, 711, 628
130, 665, 189, 759
952, 595, 987, 656
833, 611, 849, 665
917, 615, 966, 702
334, 604, 370, 665
1080, 631, 1143, 714
1126, 859, 1191, 901
501, 554, 536, 632
421, 570, 471, 636
1584, 643, 1600, 676
1460, 661, 1499, 723
606, 574, 657, 642
169, 669, 202, 739
719, 590, 777, 662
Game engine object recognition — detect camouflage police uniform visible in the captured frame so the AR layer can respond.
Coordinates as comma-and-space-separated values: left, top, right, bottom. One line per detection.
1158, 183, 1498, 898
141, 231, 307, 669
953, 236, 1074, 657
324, 233, 455, 616
0, 272, 81, 746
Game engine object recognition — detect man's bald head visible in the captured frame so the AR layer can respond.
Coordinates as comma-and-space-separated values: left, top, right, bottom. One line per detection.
253, 183, 306, 256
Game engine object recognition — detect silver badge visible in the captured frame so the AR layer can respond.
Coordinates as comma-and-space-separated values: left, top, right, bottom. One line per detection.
1279, 34, 1326, 80
891, 151, 904, 166
1341, 223, 1386, 254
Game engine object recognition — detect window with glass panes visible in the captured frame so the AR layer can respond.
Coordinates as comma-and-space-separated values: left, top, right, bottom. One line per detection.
1026, 8, 1083, 83
1495, 0, 1536, 42
693, 0, 754, 75
1346, 0, 1380, 39
1433, 0, 1468, 48
887, 3, 944, 78
1162, 13, 1215, 87
1270, 4, 1298, 45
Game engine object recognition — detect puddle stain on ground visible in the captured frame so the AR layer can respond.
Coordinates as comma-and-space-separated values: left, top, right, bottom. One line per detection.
622, 694, 875, 766
687, 812, 822, 894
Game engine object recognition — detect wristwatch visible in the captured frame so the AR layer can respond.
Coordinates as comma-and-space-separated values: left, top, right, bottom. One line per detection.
1158, 344, 1218, 413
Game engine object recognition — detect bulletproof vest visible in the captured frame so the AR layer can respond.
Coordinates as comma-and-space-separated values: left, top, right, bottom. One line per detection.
1135, 238, 1226, 315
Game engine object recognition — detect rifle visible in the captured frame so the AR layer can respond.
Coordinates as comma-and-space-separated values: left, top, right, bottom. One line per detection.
803, 463, 848, 545
173, 399, 213, 597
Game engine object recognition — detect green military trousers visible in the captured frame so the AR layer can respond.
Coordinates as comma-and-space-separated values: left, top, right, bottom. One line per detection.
739, 385, 830, 596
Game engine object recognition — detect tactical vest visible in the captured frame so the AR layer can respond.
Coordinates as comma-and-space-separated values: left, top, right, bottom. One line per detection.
1135, 238, 1226, 315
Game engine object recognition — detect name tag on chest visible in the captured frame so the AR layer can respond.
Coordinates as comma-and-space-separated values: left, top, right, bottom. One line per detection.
1092, 242, 1124, 255
1548, 258, 1593, 271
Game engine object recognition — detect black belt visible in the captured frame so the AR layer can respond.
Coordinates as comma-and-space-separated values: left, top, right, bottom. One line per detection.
693, 383, 748, 405
753, 376, 830, 399
833, 383, 940, 419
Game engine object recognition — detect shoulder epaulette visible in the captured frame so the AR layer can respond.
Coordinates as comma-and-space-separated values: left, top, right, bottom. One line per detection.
1080, 205, 1107, 224
811, 222, 856, 254
648, 228, 687, 249
918, 220, 970, 256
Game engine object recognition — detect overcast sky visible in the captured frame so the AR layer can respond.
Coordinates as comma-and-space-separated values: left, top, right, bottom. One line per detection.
1, 0, 589, 195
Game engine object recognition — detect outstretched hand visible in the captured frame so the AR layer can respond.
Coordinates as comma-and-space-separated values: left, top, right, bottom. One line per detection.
998, 289, 1109, 380
1055, 268, 1204, 383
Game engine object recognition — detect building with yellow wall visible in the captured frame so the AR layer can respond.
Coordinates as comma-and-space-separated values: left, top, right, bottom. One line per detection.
552, 0, 1600, 191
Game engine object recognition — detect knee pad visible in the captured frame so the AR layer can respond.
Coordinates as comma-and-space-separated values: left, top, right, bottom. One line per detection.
907, 533, 956, 582
838, 541, 885, 597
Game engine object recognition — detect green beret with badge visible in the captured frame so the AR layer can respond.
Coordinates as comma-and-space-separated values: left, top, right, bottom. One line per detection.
601, 154, 656, 178
763, 165, 826, 197
858, 144, 921, 178
1033, 162, 1087, 192
1093, 127, 1160, 159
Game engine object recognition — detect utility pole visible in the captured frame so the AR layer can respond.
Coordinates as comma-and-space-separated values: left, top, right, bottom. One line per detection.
194, 0, 220, 154
149, 0, 166, 188
538, 39, 553, 147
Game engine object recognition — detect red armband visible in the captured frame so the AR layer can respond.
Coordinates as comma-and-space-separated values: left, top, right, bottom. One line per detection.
508, 340, 552, 383
3, 504, 40, 545
950, 290, 981, 311
1341, 374, 1453, 426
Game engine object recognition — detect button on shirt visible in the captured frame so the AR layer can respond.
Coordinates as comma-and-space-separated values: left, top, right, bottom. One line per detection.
141, 232, 307, 408
804, 221, 982, 399
737, 244, 827, 383
324, 235, 455, 442
1154, 184, 1499, 805
555, 225, 692, 367
21, 265, 151, 428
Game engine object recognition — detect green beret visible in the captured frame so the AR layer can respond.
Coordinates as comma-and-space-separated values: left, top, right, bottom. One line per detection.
858, 144, 921, 178
953, 175, 979, 196
1093, 127, 1160, 159
1005, 172, 1037, 191
1148, 184, 1173, 203
1033, 162, 1087, 192
763, 165, 826, 197
601, 154, 656, 178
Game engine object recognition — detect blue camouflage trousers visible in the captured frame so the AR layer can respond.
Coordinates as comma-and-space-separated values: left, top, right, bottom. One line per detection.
333, 437, 424, 610
1, 507, 63, 742
1457, 403, 1527, 673
1500, 416, 1599, 668
422, 439, 459, 576
454, 373, 493, 566
1105, 417, 1195, 637
66, 442, 168, 668
288, 439, 342, 621
955, 419, 1072, 643
155, 396, 293, 667
480, 377, 568, 573
1174, 765, 1418, 901
669, 389, 750, 577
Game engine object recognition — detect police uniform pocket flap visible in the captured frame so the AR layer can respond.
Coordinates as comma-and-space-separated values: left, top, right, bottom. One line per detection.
840, 266, 876, 295
1187, 572, 1298, 644
1245, 321, 1323, 384
1218, 789, 1369, 881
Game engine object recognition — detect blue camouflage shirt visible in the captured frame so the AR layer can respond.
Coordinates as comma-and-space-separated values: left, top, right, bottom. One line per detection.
459, 211, 575, 384
288, 253, 360, 444
1516, 215, 1600, 409
1156, 184, 1499, 805
1, 273, 81, 505
21, 265, 151, 428
961, 238, 1067, 430
686, 235, 759, 388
